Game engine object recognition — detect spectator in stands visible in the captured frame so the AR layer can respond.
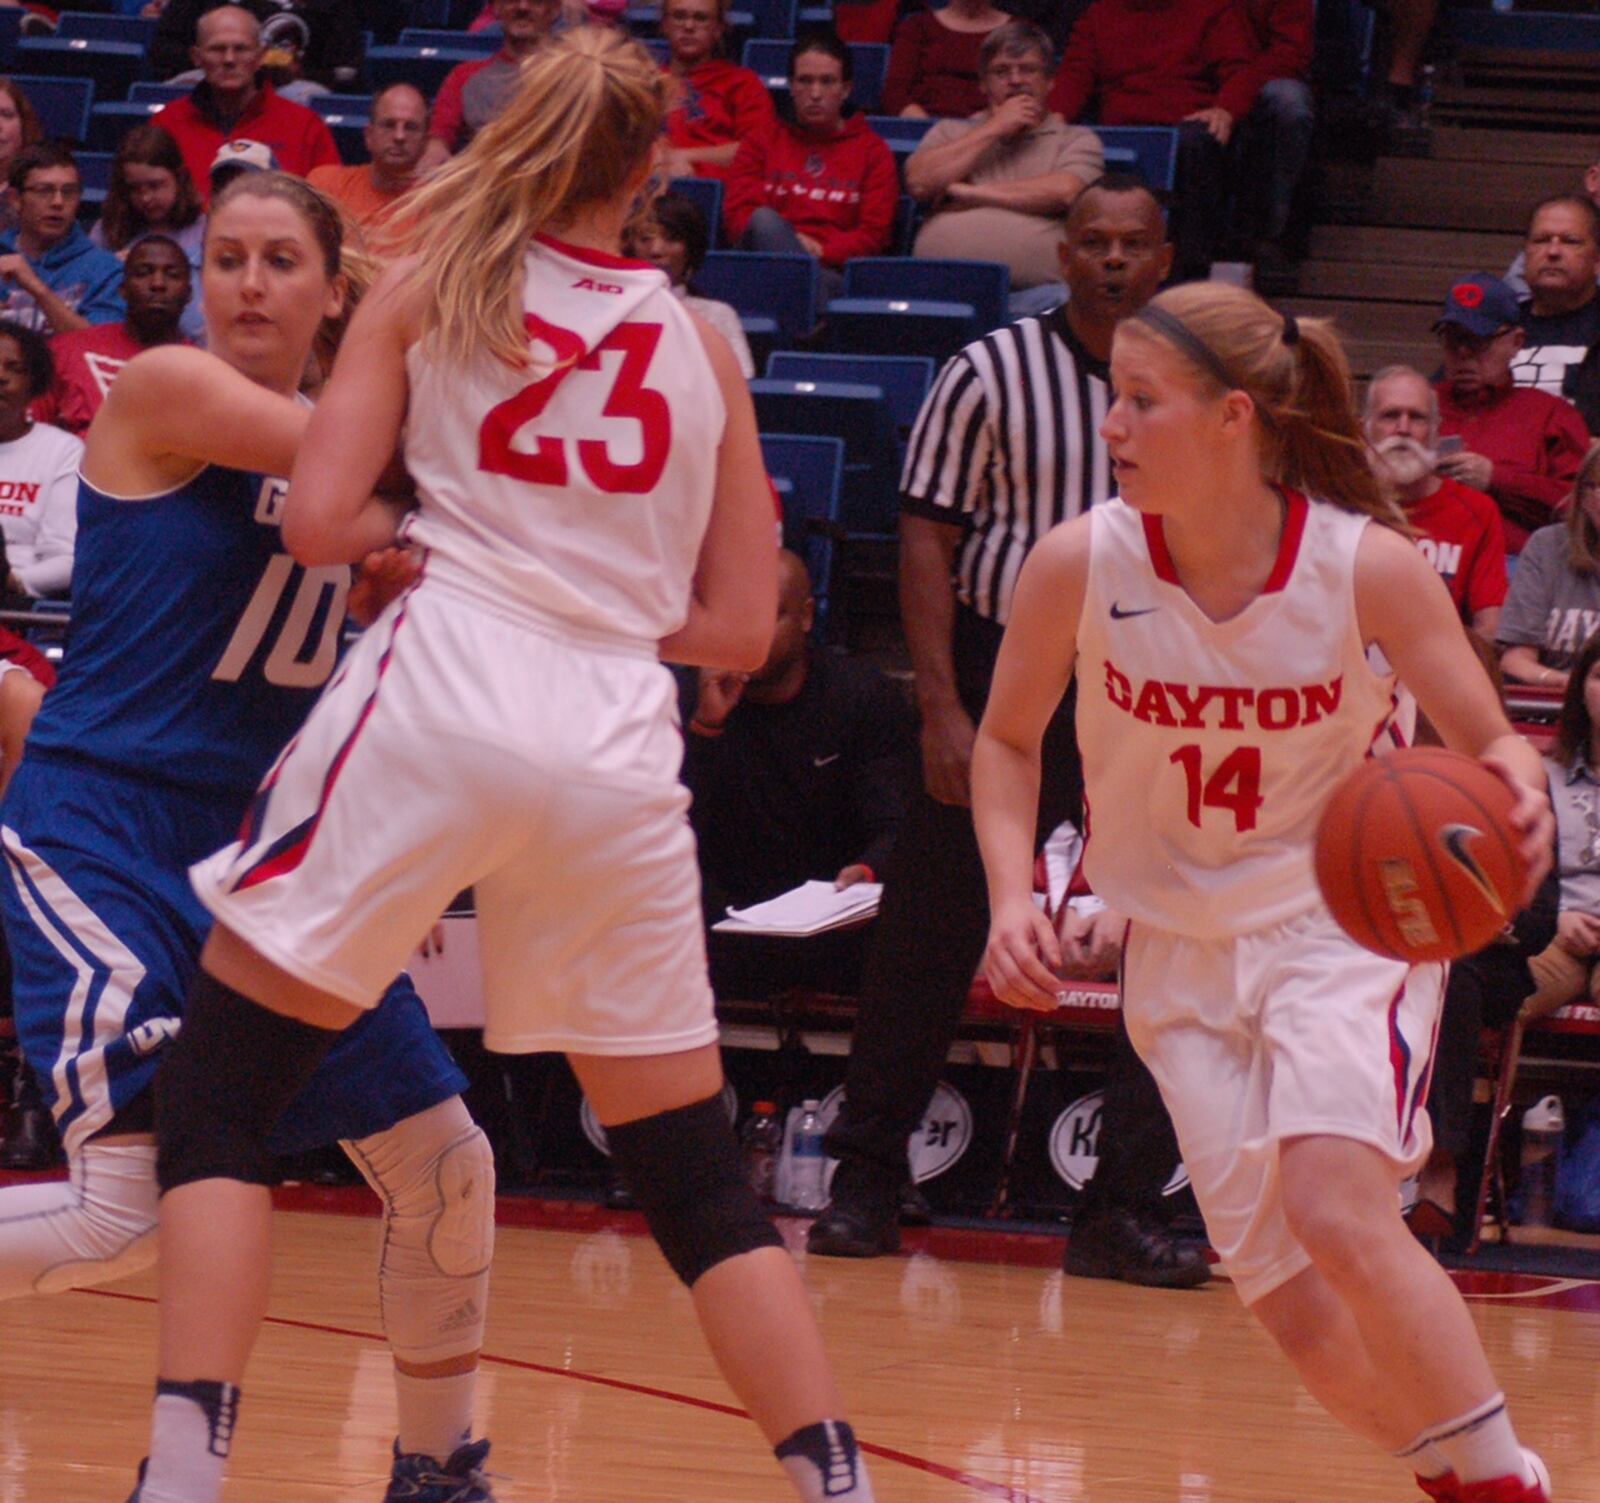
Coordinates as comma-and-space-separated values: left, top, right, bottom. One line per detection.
151, 0, 363, 92
307, 84, 428, 238
724, 33, 898, 303
1506, 155, 1600, 299
1497, 446, 1600, 690
0, 80, 41, 237
659, 0, 776, 182
1234, 0, 1313, 281
420, 0, 561, 170
90, 125, 206, 340
1364, 364, 1506, 638
1433, 272, 1588, 555
1046, 0, 1261, 281
810, 176, 1207, 1288
1513, 194, 1600, 403
151, 5, 338, 203
36, 237, 192, 439
881, 0, 1009, 120
0, 147, 125, 336
684, 549, 916, 999
1371, 0, 1439, 141
629, 189, 754, 377
0, 320, 81, 600
906, 21, 1104, 316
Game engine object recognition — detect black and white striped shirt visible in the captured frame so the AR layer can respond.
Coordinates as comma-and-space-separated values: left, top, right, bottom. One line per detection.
900, 309, 1112, 624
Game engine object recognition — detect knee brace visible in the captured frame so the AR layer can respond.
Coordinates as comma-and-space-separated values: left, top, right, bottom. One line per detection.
606, 1093, 782, 1288
156, 971, 340, 1193
0, 1141, 160, 1299
345, 1098, 494, 1365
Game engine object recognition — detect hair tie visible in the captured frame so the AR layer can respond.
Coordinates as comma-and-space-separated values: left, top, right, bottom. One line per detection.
1282, 313, 1300, 347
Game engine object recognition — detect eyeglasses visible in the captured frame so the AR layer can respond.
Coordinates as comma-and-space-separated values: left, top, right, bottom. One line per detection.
21, 183, 80, 201
986, 61, 1047, 80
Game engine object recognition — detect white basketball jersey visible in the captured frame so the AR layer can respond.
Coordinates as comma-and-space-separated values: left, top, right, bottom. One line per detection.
1076, 494, 1397, 938
403, 235, 726, 645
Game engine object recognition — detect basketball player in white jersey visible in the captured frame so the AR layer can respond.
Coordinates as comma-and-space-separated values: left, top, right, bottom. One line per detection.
135, 30, 876, 1503
973, 283, 1558, 1502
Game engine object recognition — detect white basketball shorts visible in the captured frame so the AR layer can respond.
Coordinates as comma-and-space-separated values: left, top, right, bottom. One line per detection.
191, 577, 718, 1058
1122, 904, 1444, 1305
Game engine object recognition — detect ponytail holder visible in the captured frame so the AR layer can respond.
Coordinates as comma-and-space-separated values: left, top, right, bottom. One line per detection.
1282, 314, 1300, 347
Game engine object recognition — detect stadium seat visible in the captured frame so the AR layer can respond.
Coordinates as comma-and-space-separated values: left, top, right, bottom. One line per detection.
764, 352, 933, 436
128, 81, 190, 105
890, 193, 920, 255
695, 250, 817, 343
398, 28, 501, 53
741, 39, 891, 112
310, 94, 374, 164
364, 44, 485, 96
750, 379, 900, 536
640, 36, 669, 64
76, 149, 114, 203
11, 75, 95, 145
865, 113, 936, 159
1446, 7, 1600, 53
16, 38, 148, 100
668, 175, 722, 248
56, 11, 159, 47
0, 11, 19, 71
312, 93, 376, 119
759, 431, 845, 625
88, 100, 162, 152
842, 256, 1009, 332
1095, 126, 1179, 192
824, 298, 980, 363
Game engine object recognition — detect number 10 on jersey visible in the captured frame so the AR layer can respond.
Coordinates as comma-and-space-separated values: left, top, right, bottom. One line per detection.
1170, 744, 1264, 832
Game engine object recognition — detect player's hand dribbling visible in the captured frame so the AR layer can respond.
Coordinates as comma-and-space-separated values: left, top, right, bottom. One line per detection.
920, 702, 976, 806
694, 668, 748, 729
1057, 903, 1127, 978
1482, 755, 1555, 906
985, 899, 1064, 1011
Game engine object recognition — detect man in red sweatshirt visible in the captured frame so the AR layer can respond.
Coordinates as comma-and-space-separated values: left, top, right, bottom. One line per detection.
1046, 0, 1260, 280
661, 0, 777, 181
723, 32, 899, 302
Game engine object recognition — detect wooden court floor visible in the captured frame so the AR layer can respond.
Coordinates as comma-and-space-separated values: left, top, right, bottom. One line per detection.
3, 1203, 1598, 1502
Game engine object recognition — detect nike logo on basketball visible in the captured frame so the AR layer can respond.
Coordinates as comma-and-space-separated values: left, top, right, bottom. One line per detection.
1110, 603, 1159, 620
1439, 823, 1507, 915
813, 753, 841, 768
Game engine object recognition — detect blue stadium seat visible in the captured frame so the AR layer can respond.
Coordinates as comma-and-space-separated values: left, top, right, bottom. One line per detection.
640, 36, 669, 64
364, 44, 484, 96
760, 432, 845, 624
750, 379, 900, 536
890, 193, 921, 255
16, 38, 148, 101
1446, 8, 1600, 53
842, 256, 1009, 332
89, 100, 161, 152
398, 28, 501, 53
668, 175, 723, 248
11, 75, 94, 145
695, 251, 817, 343
824, 298, 980, 363
128, 81, 190, 105
57, 12, 159, 47
765, 352, 933, 436
866, 113, 937, 160
76, 149, 114, 199
312, 93, 376, 119
1095, 126, 1178, 192
311, 93, 374, 163
0, 11, 20, 70
741, 39, 891, 112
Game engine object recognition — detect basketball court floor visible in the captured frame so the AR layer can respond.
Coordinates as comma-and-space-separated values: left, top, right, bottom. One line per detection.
3, 1192, 1597, 1501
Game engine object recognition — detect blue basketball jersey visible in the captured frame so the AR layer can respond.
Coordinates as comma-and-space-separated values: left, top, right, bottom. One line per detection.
26, 466, 350, 795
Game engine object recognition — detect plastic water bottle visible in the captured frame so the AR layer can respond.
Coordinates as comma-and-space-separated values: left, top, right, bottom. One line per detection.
1416, 64, 1435, 126
1519, 1095, 1564, 1228
741, 1101, 783, 1204
788, 1100, 829, 1213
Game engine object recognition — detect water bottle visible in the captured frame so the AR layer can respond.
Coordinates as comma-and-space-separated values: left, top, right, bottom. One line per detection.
788, 1100, 829, 1213
1416, 64, 1435, 127
741, 1101, 783, 1204
1519, 1094, 1564, 1228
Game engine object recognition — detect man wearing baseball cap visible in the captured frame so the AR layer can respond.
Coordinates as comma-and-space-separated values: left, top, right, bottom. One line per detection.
1432, 271, 1589, 554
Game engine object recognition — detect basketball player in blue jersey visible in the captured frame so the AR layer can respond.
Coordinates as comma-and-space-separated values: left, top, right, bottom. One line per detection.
0, 172, 499, 1503
976, 283, 1557, 1502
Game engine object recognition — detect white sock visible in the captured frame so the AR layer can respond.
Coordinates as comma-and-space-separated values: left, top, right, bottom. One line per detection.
394, 1368, 475, 1462
776, 1420, 875, 1501
1395, 1430, 1452, 1480
1427, 1394, 1535, 1486
140, 1381, 239, 1503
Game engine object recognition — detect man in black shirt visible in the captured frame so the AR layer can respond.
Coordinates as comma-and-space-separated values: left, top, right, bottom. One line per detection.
1514, 194, 1600, 403
683, 551, 916, 999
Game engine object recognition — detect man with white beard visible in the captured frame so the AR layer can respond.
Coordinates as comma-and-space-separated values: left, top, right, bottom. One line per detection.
1365, 364, 1508, 640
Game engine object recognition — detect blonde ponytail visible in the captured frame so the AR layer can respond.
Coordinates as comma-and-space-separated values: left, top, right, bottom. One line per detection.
397, 29, 669, 370
1124, 283, 1408, 531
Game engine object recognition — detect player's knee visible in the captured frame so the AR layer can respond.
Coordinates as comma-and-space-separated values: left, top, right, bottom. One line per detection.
605, 1094, 783, 1287
156, 971, 339, 1193
376, 1118, 496, 1280
1281, 1187, 1387, 1281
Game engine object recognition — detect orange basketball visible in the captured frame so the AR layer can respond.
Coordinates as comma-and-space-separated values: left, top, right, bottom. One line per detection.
1313, 748, 1528, 963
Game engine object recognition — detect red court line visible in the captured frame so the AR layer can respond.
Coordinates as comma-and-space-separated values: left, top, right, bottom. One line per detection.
77, 1287, 1049, 1502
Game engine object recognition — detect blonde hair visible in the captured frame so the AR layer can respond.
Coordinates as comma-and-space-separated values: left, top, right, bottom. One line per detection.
400, 28, 669, 370
1123, 283, 1407, 530
1566, 444, 1600, 576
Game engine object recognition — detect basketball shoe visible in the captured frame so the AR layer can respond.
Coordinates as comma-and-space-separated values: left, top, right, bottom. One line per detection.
1417, 1449, 1552, 1503
385, 1437, 496, 1501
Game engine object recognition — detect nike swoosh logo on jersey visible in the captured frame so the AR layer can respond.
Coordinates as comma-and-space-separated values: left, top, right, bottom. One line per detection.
1439, 822, 1507, 916
813, 752, 841, 768
1110, 603, 1160, 620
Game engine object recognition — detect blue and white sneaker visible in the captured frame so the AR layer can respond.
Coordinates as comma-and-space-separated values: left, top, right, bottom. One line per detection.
125, 1458, 146, 1502
384, 1438, 496, 1502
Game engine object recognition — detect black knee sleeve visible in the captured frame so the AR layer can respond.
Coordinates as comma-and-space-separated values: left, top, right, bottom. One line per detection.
155, 971, 340, 1193
605, 1093, 783, 1287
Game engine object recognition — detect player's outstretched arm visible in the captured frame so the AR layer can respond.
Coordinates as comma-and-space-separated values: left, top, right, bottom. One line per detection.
282, 261, 424, 567
1356, 521, 1554, 901
973, 516, 1090, 1009
657, 317, 778, 673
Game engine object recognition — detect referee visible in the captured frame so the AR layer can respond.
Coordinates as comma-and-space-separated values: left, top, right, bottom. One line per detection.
812, 175, 1208, 1285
